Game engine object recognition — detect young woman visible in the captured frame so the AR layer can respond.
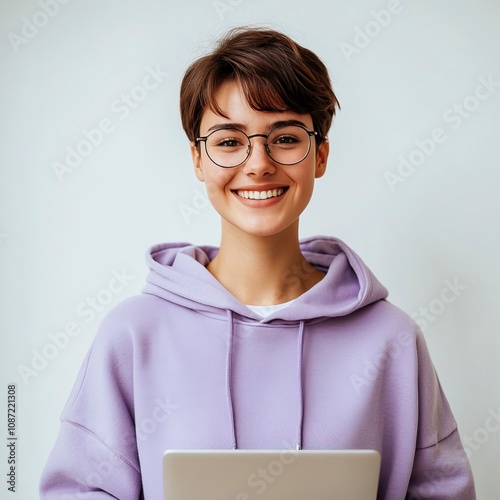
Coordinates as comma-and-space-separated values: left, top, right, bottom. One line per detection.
40, 27, 476, 499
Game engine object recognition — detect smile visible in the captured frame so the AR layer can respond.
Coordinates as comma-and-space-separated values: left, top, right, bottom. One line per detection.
235, 187, 288, 200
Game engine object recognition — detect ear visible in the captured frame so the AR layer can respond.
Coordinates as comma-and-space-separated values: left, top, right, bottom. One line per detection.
314, 139, 329, 179
190, 142, 205, 182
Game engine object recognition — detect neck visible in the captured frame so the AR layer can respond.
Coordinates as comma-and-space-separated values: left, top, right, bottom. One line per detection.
207, 221, 325, 305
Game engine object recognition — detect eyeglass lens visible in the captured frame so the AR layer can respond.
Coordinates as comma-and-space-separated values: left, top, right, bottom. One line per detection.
204, 125, 312, 168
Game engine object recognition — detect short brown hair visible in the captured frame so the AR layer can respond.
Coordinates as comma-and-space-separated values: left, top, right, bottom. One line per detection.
180, 27, 340, 146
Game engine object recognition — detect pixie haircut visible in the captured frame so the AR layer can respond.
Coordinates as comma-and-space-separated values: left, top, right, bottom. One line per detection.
180, 27, 340, 147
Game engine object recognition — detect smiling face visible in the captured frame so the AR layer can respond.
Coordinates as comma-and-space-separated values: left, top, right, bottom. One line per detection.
191, 80, 329, 238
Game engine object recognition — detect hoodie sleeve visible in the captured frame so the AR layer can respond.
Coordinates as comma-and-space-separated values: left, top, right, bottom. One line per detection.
406, 332, 476, 499
39, 307, 143, 499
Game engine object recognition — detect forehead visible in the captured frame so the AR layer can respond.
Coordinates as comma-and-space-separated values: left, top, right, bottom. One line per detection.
199, 80, 313, 133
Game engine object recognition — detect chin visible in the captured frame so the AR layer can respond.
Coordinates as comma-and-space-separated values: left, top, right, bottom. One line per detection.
228, 217, 298, 238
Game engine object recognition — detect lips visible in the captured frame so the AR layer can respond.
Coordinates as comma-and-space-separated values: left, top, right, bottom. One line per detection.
236, 187, 286, 200
232, 185, 289, 200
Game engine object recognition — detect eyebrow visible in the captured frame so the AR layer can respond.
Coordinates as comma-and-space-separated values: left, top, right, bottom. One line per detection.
205, 119, 309, 134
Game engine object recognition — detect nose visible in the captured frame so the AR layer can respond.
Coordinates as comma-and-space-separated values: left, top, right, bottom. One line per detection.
241, 135, 276, 176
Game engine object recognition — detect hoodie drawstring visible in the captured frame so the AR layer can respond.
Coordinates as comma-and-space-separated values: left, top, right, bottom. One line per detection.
296, 320, 305, 451
225, 309, 237, 450
225, 310, 305, 451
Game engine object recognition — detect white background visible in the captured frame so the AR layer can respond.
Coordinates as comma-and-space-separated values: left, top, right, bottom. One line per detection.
1, 0, 499, 498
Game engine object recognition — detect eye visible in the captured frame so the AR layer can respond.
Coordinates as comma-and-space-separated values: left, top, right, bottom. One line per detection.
208, 129, 247, 149
215, 138, 244, 148
269, 126, 307, 147
274, 134, 299, 145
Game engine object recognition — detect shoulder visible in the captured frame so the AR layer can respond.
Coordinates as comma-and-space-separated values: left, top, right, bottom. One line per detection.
366, 300, 440, 369
347, 298, 422, 343
100, 293, 167, 324
375, 299, 419, 330
89, 293, 170, 352
63, 294, 168, 406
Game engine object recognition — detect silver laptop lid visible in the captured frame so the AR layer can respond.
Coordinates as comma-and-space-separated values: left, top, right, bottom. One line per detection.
163, 449, 380, 500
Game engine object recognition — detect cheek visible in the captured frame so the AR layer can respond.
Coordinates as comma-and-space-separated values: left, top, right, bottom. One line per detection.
301, 180, 316, 207
202, 167, 234, 200
295, 165, 316, 192
290, 166, 317, 208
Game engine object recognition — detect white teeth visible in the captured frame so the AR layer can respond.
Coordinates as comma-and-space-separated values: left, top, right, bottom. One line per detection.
236, 188, 285, 200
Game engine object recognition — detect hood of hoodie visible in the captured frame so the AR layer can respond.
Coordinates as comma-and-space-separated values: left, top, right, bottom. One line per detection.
142, 235, 388, 323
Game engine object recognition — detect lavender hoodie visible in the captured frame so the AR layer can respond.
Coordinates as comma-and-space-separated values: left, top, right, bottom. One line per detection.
40, 236, 475, 499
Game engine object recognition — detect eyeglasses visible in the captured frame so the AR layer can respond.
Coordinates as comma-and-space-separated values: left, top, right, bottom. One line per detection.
196, 124, 318, 168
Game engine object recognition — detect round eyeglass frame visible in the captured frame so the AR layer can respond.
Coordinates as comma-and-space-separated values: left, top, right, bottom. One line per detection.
195, 125, 318, 168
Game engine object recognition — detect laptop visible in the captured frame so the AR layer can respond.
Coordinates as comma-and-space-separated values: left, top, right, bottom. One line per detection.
163, 449, 380, 500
